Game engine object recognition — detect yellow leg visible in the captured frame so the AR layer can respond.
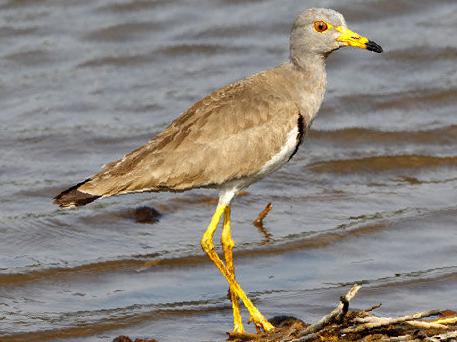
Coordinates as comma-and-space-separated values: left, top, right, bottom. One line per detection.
201, 205, 274, 333
221, 206, 244, 334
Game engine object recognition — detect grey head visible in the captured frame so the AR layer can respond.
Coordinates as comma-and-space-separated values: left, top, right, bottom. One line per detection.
290, 8, 382, 64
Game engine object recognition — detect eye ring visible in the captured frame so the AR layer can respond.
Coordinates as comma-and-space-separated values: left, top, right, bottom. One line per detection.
313, 20, 328, 33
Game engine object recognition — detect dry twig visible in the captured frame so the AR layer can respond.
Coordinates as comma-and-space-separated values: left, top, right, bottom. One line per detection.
342, 310, 441, 334
374, 336, 420, 342
405, 320, 448, 330
364, 303, 382, 312
354, 316, 447, 329
427, 330, 457, 341
284, 284, 361, 342
432, 316, 457, 325
253, 203, 273, 226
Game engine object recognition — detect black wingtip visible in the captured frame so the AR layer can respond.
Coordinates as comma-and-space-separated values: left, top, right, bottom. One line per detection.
366, 40, 383, 53
54, 178, 100, 208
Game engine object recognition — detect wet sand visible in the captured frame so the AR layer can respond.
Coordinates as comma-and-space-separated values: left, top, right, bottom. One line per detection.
1, 0, 457, 341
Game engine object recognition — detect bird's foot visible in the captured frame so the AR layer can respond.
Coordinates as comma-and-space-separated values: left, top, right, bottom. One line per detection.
226, 330, 256, 340
249, 315, 275, 333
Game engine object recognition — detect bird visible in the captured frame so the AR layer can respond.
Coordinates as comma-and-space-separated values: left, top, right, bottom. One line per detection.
54, 8, 382, 336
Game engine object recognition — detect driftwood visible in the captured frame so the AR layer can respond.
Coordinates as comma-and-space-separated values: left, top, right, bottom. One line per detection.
353, 315, 448, 330
343, 310, 442, 333
288, 284, 362, 341
227, 284, 457, 342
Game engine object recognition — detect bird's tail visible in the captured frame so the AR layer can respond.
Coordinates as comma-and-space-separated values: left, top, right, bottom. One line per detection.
54, 179, 101, 208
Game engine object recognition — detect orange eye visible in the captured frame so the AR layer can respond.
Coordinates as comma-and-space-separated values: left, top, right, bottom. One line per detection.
314, 20, 328, 33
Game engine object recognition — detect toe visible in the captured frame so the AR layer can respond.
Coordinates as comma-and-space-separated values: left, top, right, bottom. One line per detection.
227, 331, 257, 340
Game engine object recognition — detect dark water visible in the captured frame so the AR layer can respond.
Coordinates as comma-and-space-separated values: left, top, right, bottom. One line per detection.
1, 0, 457, 341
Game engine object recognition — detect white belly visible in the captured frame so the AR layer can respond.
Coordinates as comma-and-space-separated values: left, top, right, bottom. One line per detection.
218, 127, 299, 205
258, 126, 299, 177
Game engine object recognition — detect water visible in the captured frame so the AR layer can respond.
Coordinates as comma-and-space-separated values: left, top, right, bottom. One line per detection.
1, 0, 456, 341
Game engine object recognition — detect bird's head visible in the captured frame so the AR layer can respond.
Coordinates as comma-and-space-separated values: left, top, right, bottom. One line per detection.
290, 8, 382, 61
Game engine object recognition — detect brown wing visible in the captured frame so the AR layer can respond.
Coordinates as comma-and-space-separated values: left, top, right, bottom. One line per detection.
78, 67, 301, 197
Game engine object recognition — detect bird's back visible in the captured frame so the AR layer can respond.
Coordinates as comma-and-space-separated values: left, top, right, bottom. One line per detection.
55, 62, 326, 207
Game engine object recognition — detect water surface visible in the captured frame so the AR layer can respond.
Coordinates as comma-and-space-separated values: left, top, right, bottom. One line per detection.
1, 0, 457, 341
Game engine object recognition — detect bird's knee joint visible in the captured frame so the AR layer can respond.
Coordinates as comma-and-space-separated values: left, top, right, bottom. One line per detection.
201, 235, 214, 253
221, 237, 235, 250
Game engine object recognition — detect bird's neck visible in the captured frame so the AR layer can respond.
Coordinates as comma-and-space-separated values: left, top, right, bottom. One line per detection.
290, 52, 326, 75
288, 53, 327, 124
290, 52, 327, 96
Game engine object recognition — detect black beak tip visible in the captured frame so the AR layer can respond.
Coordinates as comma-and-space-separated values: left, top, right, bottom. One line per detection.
366, 40, 383, 53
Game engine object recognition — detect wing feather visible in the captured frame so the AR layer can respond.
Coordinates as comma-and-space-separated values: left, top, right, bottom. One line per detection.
79, 67, 302, 196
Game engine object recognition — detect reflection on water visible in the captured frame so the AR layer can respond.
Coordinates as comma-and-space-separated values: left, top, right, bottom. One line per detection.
0, 0, 456, 341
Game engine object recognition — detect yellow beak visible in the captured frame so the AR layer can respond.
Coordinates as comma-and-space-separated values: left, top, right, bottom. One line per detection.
336, 26, 383, 53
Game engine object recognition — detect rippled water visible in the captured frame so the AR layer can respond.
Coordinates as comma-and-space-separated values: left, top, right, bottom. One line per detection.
1, 0, 456, 341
